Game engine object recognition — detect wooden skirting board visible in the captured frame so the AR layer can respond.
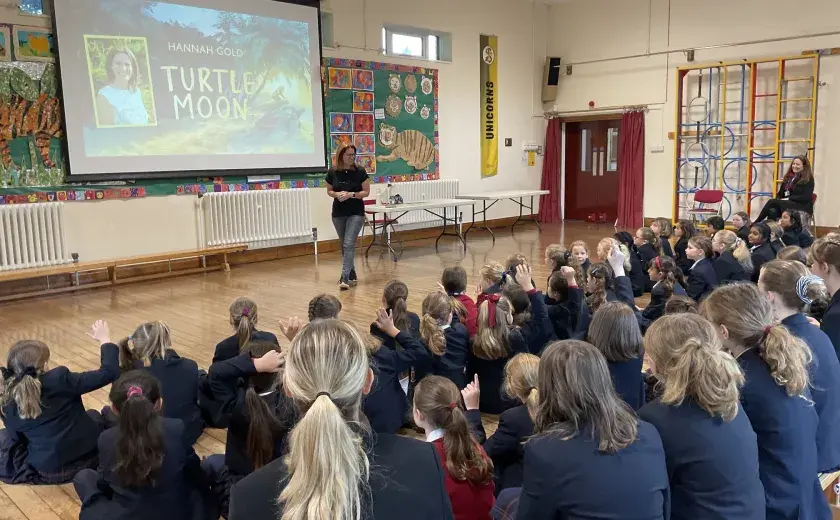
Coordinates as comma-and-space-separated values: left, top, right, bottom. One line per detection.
0, 215, 530, 302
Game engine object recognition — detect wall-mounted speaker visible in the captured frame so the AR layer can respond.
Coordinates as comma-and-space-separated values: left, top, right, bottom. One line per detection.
542, 57, 562, 103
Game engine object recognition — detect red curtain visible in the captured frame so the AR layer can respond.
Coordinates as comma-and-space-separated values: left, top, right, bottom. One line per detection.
616, 111, 645, 229
538, 118, 561, 223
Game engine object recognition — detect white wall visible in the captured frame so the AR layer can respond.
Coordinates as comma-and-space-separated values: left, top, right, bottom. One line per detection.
1, 0, 549, 261
547, 0, 840, 226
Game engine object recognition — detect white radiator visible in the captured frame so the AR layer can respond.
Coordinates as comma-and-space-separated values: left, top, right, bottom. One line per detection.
0, 202, 71, 271
200, 190, 313, 249
388, 180, 460, 227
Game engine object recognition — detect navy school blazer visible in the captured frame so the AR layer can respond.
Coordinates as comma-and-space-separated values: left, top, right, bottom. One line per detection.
364, 329, 431, 433
515, 421, 670, 520
82, 418, 214, 520
642, 281, 687, 322
468, 328, 529, 415
782, 229, 814, 249
208, 355, 298, 476
750, 242, 777, 283
713, 250, 750, 284
467, 405, 534, 493
626, 247, 647, 297
686, 258, 717, 301
518, 288, 557, 355
736, 225, 751, 243
784, 313, 840, 472
229, 432, 454, 520
412, 321, 470, 389
0, 342, 120, 475
546, 287, 582, 340
213, 330, 279, 364
637, 243, 659, 292
737, 348, 830, 520
674, 237, 693, 276
639, 398, 765, 520
821, 291, 840, 361
131, 349, 204, 445
610, 357, 646, 411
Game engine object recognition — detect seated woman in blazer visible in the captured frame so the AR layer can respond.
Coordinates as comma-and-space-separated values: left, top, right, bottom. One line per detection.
712, 230, 753, 284
515, 340, 669, 519
780, 209, 814, 249
755, 155, 815, 223
228, 319, 454, 520
685, 236, 717, 301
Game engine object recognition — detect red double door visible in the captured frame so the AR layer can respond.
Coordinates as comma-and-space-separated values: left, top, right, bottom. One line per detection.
564, 119, 621, 223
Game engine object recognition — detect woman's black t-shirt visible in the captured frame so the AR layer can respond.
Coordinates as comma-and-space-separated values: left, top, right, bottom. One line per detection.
325, 166, 369, 217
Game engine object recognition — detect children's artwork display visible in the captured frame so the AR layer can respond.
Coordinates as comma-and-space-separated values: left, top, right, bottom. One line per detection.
323, 58, 439, 182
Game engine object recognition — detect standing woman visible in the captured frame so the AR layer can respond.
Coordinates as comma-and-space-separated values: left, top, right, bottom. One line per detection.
325, 144, 371, 290
755, 155, 815, 223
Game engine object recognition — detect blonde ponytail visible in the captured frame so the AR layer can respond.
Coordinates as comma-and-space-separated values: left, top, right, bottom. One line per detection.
703, 283, 811, 398
279, 319, 372, 520
502, 353, 539, 421
420, 292, 452, 356
762, 325, 811, 396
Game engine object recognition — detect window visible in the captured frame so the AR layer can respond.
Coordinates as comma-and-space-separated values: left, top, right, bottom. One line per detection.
581, 129, 591, 171
320, 11, 335, 48
607, 128, 619, 171
382, 25, 451, 62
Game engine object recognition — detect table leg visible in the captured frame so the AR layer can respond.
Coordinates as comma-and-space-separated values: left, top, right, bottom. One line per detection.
434, 206, 447, 251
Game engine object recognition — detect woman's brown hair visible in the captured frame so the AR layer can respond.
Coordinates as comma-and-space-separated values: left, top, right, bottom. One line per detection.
703, 283, 811, 396
472, 296, 514, 360
1, 340, 50, 419
535, 340, 638, 453
334, 143, 357, 169
645, 314, 744, 420
106, 47, 140, 91
588, 302, 642, 362
785, 155, 813, 184
420, 292, 452, 356
502, 353, 539, 421
383, 280, 411, 332
308, 294, 342, 321
413, 375, 493, 484
230, 297, 259, 351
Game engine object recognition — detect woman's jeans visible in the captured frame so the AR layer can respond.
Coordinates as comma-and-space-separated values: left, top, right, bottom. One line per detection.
332, 215, 365, 280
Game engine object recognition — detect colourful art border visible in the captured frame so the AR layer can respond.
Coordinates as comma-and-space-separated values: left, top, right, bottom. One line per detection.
174, 172, 441, 195
0, 186, 146, 204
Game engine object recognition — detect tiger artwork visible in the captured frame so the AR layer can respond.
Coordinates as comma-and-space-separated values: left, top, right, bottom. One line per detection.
376, 123, 435, 171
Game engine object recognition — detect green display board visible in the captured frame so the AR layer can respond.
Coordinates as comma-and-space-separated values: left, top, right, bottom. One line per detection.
323, 58, 439, 183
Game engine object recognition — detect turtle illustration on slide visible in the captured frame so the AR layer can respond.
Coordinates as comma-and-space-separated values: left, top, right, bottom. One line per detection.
376, 123, 435, 170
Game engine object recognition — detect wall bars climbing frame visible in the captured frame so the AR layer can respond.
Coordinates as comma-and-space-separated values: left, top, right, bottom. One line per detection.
672, 54, 819, 222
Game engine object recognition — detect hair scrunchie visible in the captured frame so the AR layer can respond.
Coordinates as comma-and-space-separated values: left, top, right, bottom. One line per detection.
796, 274, 824, 305
477, 293, 502, 327
13, 366, 38, 383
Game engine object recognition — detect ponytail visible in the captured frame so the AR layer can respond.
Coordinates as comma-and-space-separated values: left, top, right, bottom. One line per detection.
279, 319, 372, 520
420, 314, 446, 355
230, 297, 259, 351
420, 292, 452, 356
703, 283, 811, 398
1, 340, 49, 420
414, 376, 492, 484
242, 341, 284, 470
715, 230, 753, 272
502, 353, 540, 421
110, 370, 164, 487
473, 297, 513, 360
383, 280, 410, 332
120, 321, 171, 371
762, 324, 811, 397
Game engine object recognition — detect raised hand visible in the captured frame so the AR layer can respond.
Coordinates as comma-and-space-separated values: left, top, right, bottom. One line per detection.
461, 374, 481, 411
279, 316, 305, 342
514, 264, 533, 288
88, 320, 111, 345
374, 308, 399, 337
254, 350, 285, 373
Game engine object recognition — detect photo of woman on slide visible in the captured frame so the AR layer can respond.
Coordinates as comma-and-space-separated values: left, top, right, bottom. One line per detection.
85, 36, 157, 128
97, 47, 148, 125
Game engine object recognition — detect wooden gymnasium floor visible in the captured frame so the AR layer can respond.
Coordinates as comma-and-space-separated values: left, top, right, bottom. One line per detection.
0, 221, 631, 519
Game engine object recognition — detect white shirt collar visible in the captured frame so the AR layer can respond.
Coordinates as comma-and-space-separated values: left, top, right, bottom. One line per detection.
426, 428, 445, 442
690, 258, 703, 270
653, 280, 662, 290
258, 389, 275, 397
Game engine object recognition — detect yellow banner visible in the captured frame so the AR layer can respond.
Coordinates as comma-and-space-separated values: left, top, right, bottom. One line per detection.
480, 34, 498, 178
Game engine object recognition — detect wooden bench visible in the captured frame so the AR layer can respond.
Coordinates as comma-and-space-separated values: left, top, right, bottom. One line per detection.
0, 244, 247, 302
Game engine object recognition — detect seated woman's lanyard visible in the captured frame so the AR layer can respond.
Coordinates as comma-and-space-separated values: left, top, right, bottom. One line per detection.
782, 174, 798, 196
